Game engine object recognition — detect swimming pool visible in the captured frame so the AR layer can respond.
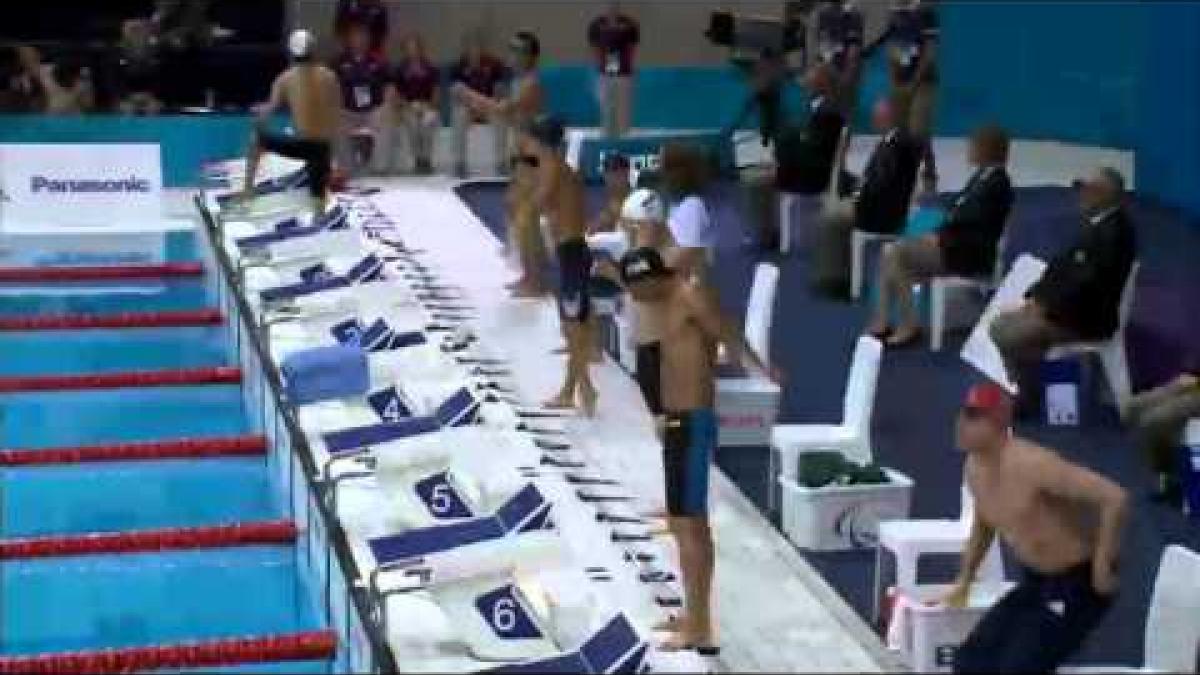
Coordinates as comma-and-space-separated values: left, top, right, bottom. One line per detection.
0, 260, 339, 671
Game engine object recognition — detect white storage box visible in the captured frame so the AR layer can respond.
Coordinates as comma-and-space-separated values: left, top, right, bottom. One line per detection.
893, 582, 1015, 673
778, 469, 913, 551
716, 377, 782, 447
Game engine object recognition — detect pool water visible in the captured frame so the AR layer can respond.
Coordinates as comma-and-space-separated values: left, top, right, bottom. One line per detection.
0, 386, 249, 448
0, 262, 334, 671
1, 547, 323, 655
1, 459, 277, 538
0, 327, 230, 376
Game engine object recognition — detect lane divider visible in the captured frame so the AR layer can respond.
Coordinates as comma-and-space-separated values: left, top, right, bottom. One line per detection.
0, 520, 297, 560
0, 263, 204, 283
0, 435, 267, 467
0, 309, 224, 332
0, 629, 337, 674
0, 367, 242, 393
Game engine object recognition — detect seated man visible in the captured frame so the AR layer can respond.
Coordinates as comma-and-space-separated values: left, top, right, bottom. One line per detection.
774, 63, 846, 198
334, 21, 392, 176
451, 32, 541, 178
989, 167, 1136, 413
1124, 355, 1200, 508
945, 383, 1126, 673
867, 124, 1013, 347
853, 96, 922, 236
237, 30, 340, 220
393, 34, 440, 175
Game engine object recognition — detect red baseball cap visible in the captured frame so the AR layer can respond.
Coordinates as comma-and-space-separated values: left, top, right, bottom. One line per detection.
963, 382, 1011, 415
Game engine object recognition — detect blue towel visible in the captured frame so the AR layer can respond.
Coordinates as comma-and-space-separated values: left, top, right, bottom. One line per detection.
281, 344, 369, 405
322, 415, 441, 455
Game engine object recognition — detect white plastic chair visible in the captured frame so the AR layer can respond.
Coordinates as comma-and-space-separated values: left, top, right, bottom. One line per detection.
1046, 262, 1141, 414
780, 126, 850, 254
927, 236, 1009, 352
852, 229, 901, 301
873, 482, 1007, 621
717, 263, 782, 446
1058, 544, 1200, 674
768, 335, 883, 511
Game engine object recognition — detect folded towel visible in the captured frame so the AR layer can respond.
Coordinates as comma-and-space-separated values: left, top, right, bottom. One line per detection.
281, 344, 369, 405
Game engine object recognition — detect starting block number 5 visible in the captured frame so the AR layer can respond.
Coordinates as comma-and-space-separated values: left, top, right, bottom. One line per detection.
414, 472, 472, 519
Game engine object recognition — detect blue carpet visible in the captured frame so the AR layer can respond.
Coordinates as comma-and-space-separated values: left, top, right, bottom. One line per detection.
454, 179, 1200, 666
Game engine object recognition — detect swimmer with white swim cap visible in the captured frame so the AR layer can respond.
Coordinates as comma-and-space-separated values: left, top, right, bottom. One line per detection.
236, 29, 341, 218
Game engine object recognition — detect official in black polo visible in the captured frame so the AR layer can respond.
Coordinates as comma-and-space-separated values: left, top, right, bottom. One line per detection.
775, 63, 846, 196
990, 167, 1137, 410
853, 96, 922, 236
867, 125, 1014, 346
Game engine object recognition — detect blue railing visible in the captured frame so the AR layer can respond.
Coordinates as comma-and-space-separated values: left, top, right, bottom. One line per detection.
192, 195, 395, 673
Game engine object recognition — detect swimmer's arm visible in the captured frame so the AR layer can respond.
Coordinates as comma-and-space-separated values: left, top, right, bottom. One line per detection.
687, 285, 778, 382
255, 73, 287, 119
664, 246, 707, 281
948, 513, 995, 600
1034, 451, 1128, 593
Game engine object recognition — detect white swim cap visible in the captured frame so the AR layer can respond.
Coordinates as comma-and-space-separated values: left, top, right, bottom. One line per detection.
621, 189, 666, 223
288, 29, 315, 60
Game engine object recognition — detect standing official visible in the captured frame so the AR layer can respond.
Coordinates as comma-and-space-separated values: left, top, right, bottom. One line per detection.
588, 2, 640, 137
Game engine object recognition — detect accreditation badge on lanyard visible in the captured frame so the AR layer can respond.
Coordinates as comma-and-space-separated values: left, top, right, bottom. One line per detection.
605, 51, 622, 75
353, 85, 373, 109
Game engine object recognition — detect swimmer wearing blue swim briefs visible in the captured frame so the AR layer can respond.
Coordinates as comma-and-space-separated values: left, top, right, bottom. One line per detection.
619, 247, 782, 655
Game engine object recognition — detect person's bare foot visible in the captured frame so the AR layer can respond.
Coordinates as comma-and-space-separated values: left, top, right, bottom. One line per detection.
578, 383, 598, 418
543, 392, 576, 410
657, 628, 719, 655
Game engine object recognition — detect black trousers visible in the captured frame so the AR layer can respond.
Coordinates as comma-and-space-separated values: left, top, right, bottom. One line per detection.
954, 562, 1113, 673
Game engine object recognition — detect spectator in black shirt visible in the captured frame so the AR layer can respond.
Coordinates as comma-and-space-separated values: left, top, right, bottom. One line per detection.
775, 63, 846, 196
868, 125, 1013, 346
990, 167, 1137, 411
450, 32, 512, 177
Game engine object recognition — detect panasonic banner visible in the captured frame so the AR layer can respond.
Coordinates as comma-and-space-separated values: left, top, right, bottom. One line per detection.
0, 144, 165, 286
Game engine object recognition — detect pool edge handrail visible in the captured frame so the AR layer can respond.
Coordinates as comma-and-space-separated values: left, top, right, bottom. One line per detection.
190, 193, 398, 674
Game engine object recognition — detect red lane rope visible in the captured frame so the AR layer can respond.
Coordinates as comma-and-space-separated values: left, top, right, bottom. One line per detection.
0, 520, 297, 560
0, 263, 204, 283
0, 309, 223, 332
0, 629, 337, 674
0, 435, 266, 467
0, 367, 242, 393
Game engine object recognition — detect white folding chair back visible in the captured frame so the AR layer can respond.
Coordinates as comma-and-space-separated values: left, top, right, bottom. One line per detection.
1144, 545, 1200, 672
928, 234, 1009, 352
842, 335, 884, 442
744, 263, 781, 363
1047, 261, 1140, 412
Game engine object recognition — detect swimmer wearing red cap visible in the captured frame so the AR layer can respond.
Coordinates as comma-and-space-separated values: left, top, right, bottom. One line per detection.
946, 382, 1129, 673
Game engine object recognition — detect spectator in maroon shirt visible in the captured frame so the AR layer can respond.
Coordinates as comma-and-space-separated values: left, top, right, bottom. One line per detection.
393, 34, 441, 174
450, 32, 515, 177
588, 2, 639, 137
335, 0, 388, 56
334, 22, 393, 175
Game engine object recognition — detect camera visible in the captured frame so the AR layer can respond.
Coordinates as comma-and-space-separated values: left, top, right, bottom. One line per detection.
705, 2, 814, 62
